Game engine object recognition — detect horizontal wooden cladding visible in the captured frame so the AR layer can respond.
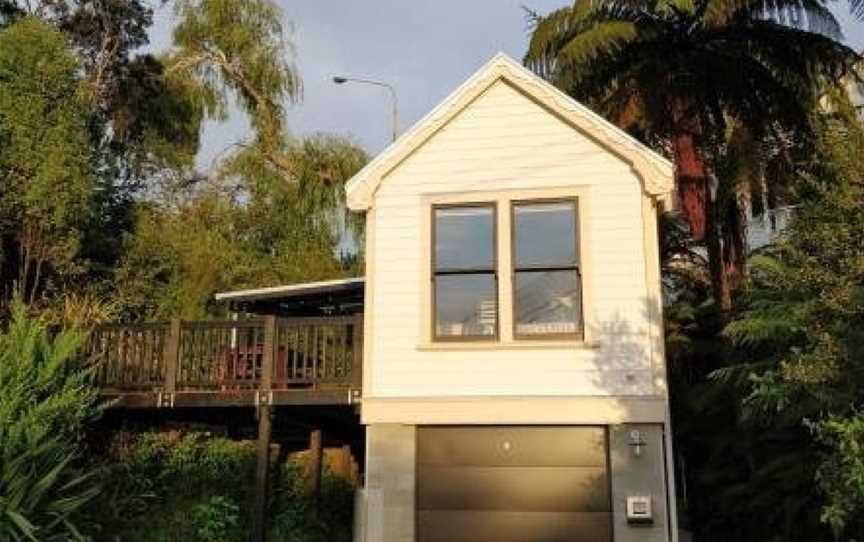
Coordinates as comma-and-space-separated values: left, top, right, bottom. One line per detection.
417, 510, 611, 542
417, 426, 606, 467
361, 396, 668, 424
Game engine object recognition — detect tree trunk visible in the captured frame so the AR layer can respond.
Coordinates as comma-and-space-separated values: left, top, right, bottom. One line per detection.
706, 198, 733, 315
671, 127, 708, 241
669, 108, 733, 315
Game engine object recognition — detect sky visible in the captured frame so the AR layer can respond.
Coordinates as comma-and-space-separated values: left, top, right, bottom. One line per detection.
146, 1, 864, 171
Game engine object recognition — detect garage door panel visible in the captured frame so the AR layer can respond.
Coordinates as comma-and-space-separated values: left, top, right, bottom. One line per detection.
417, 426, 611, 542
417, 426, 606, 466
417, 510, 611, 542
417, 466, 610, 512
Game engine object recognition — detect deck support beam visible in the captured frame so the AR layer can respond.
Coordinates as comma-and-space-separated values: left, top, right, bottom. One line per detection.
306, 429, 323, 518
252, 404, 273, 542
251, 315, 276, 542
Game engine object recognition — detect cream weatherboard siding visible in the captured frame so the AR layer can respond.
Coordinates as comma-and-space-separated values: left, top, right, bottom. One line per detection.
349, 54, 678, 542
365, 78, 657, 399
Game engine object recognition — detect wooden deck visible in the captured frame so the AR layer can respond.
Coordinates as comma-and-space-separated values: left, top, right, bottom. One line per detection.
85, 314, 363, 408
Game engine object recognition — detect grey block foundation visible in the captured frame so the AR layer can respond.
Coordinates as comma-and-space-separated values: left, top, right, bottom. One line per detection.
609, 424, 670, 542
361, 424, 416, 542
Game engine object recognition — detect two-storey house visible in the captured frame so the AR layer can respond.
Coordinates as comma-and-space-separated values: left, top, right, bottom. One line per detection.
346, 53, 678, 542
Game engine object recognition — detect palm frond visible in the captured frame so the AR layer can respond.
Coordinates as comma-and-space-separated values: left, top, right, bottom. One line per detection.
558, 21, 639, 71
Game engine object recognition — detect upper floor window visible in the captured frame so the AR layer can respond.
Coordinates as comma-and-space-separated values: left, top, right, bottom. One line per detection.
512, 200, 582, 338
432, 204, 497, 340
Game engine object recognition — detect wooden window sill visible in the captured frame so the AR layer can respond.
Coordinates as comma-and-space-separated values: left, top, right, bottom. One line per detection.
415, 340, 600, 352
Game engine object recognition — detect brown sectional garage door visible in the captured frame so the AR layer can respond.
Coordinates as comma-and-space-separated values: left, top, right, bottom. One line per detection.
417, 426, 611, 542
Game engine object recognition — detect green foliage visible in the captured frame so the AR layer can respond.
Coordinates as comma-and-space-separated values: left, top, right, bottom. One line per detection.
189, 496, 242, 542
114, 134, 368, 320
812, 413, 864, 533
0, 302, 102, 541
169, 0, 301, 174
525, 0, 861, 311
718, 108, 864, 536
93, 432, 355, 542
94, 432, 257, 540
0, 17, 96, 307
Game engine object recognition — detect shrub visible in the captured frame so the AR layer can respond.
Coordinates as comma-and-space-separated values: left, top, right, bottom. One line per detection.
93, 432, 257, 540
190, 496, 242, 542
93, 431, 356, 542
0, 302, 102, 541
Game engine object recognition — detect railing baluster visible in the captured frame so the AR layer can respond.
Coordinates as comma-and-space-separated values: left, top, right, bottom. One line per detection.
291, 326, 299, 381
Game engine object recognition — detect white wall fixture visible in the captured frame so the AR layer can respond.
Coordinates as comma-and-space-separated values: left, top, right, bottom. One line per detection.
629, 428, 647, 457
626, 495, 653, 524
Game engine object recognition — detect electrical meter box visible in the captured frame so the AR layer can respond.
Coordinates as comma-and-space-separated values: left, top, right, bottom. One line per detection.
626, 496, 653, 524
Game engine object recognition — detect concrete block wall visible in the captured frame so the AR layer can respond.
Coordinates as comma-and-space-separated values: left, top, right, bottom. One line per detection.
362, 424, 416, 542
609, 424, 671, 542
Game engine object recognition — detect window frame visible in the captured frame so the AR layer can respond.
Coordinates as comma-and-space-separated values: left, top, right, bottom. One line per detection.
431, 202, 499, 342
510, 197, 583, 341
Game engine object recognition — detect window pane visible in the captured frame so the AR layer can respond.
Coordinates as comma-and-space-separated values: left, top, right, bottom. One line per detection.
515, 270, 581, 336
435, 206, 494, 270
435, 274, 496, 337
513, 201, 577, 268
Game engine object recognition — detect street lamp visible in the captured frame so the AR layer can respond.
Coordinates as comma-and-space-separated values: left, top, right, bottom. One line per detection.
332, 75, 399, 142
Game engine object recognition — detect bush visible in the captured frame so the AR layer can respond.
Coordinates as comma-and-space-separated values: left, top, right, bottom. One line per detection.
92, 431, 356, 542
0, 303, 103, 541
93, 432, 257, 540
190, 496, 243, 542
270, 462, 355, 542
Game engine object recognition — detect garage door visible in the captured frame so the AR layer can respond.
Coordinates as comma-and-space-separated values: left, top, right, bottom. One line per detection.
417, 426, 611, 542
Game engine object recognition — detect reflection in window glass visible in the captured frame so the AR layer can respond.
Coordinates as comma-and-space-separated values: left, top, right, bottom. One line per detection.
513, 201, 577, 268
435, 275, 497, 338
433, 204, 497, 339
435, 207, 494, 270
513, 200, 581, 338
515, 271, 581, 336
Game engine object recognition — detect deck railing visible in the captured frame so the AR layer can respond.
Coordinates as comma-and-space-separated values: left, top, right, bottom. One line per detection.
86, 315, 363, 397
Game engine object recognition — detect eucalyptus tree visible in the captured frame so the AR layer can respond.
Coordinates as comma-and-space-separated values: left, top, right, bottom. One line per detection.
525, 0, 861, 312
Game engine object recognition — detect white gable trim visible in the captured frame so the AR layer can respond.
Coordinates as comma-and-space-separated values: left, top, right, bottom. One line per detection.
345, 53, 675, 211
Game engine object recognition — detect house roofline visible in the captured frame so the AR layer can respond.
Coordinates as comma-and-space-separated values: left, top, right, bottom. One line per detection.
345, 52, 675, 211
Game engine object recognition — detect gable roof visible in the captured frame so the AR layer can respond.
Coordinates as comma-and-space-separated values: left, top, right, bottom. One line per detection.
345, 53, 675, 211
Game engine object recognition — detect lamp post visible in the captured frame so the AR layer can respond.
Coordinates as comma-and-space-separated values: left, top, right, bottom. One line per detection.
332, 75, 399, 142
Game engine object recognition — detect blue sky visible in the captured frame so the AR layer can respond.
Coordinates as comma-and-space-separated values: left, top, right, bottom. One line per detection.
147, 1, 864, 171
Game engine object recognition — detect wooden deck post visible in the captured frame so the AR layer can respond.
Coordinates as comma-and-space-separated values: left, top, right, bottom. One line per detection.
351, 313, 363, 391
306, 429, 323, 518
251, 315, 276, 542
163, 318, 181, 396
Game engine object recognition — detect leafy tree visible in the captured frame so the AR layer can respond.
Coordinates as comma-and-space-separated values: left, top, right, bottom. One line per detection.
114, 135, 368, 320
167, 0, 302, 179
524, 0, 860, 313
710, 96, 864, 538
0, 17, 96, 309
0, 302, 103, 540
